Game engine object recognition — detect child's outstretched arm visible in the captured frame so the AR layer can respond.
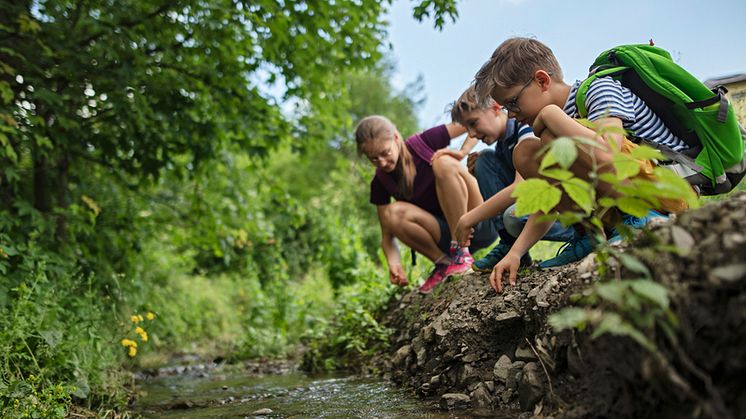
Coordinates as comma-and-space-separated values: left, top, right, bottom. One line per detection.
489, 213, 553, 292
455, 171, 524, 246
432, 123, 477, 163
376, 205, 406, 286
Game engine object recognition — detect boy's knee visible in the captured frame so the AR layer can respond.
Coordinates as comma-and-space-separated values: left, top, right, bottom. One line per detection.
502, 204, 525, 238
382, 202, 407, 229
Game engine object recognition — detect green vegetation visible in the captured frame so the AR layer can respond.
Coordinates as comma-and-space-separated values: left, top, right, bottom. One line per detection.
0, 0, 458, 415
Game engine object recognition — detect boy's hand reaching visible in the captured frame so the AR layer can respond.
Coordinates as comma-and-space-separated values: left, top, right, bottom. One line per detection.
467, 152, 479, 175
455, 215, 474, 247
489, 252, 521, 293
389, 264, 407, 286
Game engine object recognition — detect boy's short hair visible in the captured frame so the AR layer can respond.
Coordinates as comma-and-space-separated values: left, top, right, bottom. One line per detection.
474, 37, 563, 105
449, 84, 499, 124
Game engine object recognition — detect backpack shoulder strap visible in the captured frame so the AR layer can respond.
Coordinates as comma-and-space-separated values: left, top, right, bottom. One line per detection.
576, 66, 628, 118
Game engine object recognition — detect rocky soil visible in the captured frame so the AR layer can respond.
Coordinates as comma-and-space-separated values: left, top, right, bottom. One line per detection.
373, 194, 746, 418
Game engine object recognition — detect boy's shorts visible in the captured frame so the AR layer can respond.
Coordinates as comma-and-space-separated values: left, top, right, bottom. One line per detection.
435, 215, 498, 254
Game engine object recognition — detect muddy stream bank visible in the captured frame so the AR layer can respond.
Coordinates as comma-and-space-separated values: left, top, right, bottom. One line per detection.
371, 194, 746, 418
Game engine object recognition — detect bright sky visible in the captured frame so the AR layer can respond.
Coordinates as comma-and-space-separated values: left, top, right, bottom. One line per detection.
388, 0, 746, 128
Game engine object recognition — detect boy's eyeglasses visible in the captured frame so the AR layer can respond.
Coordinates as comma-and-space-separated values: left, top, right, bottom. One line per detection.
502, 77, 534, 114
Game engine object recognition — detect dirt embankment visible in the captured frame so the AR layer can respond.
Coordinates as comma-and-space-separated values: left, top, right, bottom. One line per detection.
374, 194, 746, 418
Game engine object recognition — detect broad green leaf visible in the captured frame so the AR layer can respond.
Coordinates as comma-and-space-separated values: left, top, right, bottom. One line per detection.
540, 168, 574, 181
511, 178, 562, 216
548, 307, 590, 331
562, 177, 594, 214
539, 148, 558, 171
629, 279, 669, 308
550, 137, 578, 169
653, 167, 700, 208
596, 282, 626, 306
612, 153, 641, 180
616, 254, 651, 278
590, 313, 657, 353
616, 196, 651, 218
629, 145, 665, 161
598, 172, 619, 185
554, 211, 585, 227
598, 197, 616, 208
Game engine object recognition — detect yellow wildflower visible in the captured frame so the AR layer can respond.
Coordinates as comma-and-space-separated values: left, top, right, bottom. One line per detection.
138, 314, 144, 322
130, 315, 140, 324
146, 312, 156, 320
120, 339, 137, 348
135, 327, 148, 342
128, 346, 137, 357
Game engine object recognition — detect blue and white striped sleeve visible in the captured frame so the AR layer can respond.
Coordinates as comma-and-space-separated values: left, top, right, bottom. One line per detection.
585, 77, 636, 123
516, 124, 535, 143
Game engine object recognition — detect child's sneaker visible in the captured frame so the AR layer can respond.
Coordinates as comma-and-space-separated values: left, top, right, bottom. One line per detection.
538, 235, 594, 268
419, 263, 449, 294
473, 242, 532, 272
445, 246, 474, 278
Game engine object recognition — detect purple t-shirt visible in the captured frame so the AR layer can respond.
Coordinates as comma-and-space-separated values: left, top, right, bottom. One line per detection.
369, 125, 451, 215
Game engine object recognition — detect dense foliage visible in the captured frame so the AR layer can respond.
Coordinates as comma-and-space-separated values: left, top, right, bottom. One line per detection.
0, 0, 458, 415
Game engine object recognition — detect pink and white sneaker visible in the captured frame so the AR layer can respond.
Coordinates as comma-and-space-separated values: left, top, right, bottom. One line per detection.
445, 247, 474, 278
419, 263, 448, 294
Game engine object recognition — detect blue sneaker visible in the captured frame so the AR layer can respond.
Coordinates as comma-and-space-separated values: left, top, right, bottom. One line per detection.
538, 235, 594, 268
609, 210, 668, 242
472, 242, 532, 272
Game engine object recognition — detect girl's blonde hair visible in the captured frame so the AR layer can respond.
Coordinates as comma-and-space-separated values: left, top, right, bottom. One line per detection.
355, 115, 416, 199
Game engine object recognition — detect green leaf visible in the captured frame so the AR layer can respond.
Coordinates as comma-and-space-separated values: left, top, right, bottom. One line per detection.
629, 279, 669, 308
598, 197, 616, 208
550, 137, 578, 169
548, 307, 590, 331
596, 282, 626, 306
40, 330, 62, 348
612, 153, 641, 180
616, 196, 651, 218
540, 168, 574, 181
629, 145, 664, 161
0, 81, 13, 104
616, 253, 652, 278
511, 178, 562, 216
598, 172, 619, 185
539, 148, 558, 171
562, 177, 594, 214
554, 212, 585, 227
652, 167, 700, 209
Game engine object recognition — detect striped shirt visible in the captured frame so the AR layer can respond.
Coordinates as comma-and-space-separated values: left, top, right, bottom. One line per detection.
563, 77, 688, 151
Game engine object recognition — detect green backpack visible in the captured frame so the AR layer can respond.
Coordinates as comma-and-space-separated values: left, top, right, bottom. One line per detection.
576, 44, 746, 195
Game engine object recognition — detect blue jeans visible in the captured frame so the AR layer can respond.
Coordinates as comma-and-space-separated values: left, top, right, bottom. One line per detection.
473, 149, 577, 243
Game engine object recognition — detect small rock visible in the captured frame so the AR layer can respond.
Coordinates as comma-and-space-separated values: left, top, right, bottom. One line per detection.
671, 225, 695, 256
392, 345, 411, 367
440, 393, 471, 411
429, 374, 441, 387
507, 361, 526, 390
493, 355, 512, 382
515, 346, 537, 361
711, 263, 746, 283
470, 382, 494, 407
518, 362, 545, 411
222, 385, 228, 390
250, 408, 273, 415
462, 353, 480, 363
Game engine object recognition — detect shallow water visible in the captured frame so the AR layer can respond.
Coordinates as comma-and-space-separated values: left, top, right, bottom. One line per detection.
134, 366, 502, 418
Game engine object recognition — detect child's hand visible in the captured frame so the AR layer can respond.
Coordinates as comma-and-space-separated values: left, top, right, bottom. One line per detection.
389, 264, 407, 286
455, 216, 474, 247
489, 252, 521, 293
466, 152, 479, 175
431, 149, 465, 164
